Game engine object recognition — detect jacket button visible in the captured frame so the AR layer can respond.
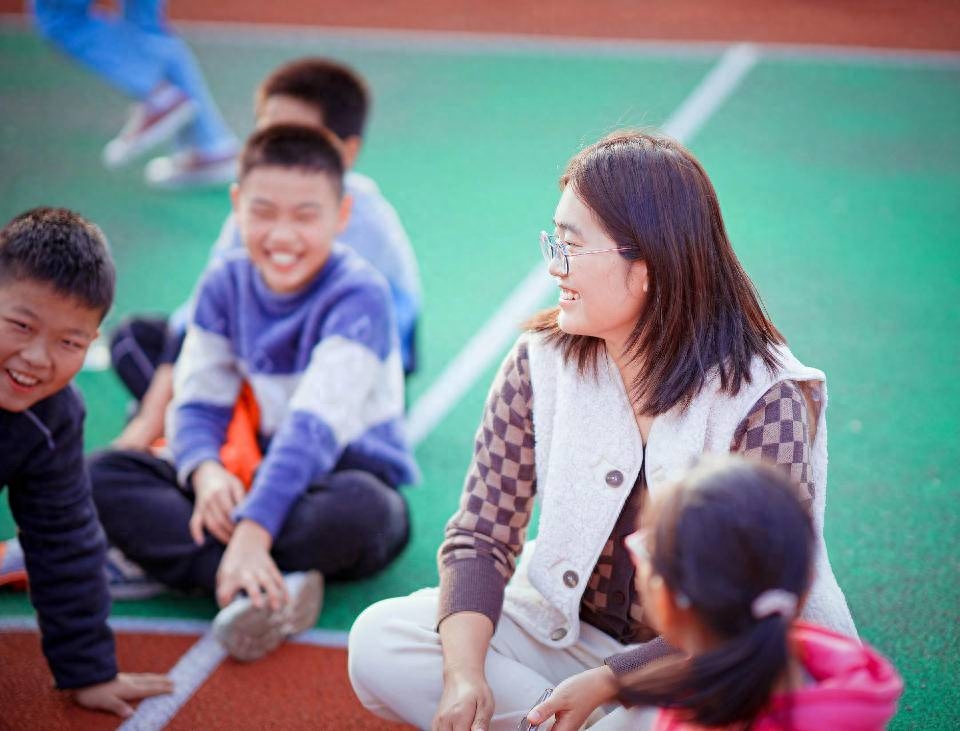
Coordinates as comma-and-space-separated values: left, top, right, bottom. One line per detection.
563, 570, 579, 588
551, 627, 567, 641
605, 470, 624, 487
611, 590, 627, 606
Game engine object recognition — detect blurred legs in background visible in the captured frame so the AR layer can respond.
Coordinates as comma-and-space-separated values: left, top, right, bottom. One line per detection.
33, 0, 237, 188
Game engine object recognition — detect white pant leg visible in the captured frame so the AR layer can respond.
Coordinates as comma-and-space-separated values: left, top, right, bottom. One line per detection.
348, 588, 652, 731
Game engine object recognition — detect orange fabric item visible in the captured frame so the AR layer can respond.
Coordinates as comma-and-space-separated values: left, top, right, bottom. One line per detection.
218, 382, 263, 490
151, 382, 262, 490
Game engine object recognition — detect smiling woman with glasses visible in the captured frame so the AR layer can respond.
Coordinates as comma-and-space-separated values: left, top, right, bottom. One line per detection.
349, 130, 857, 731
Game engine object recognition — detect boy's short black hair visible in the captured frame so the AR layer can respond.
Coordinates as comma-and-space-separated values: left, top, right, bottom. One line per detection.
0, 207, 115, 317
256, 58, 370, 140
239, 124, 346, 195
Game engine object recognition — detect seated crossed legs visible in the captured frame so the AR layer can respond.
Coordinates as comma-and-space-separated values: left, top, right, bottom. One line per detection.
90, 449, 409, 660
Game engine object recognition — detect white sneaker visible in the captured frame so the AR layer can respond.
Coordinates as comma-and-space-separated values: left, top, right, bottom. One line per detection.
144, 148, 238, 189
212, 571, 323, 662
103, 86, 195, 169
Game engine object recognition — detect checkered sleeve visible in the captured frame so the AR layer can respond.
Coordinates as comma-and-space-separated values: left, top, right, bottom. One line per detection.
437, 337, 537, 629
731, 380, 815, 510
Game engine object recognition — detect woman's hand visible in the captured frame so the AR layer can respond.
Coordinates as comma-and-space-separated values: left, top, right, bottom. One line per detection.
432, 668, 494, 731
215, 520, 286, 610
434, 611, 496, 731
525, 665, 619, 731
72, 672, 174, 717
189, 460, 245, 545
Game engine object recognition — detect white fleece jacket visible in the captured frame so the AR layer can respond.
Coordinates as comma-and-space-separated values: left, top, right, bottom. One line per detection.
500, 333, 857, 650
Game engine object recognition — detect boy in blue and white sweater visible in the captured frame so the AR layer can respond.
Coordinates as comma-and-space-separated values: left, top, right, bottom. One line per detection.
109, 58, 421, 452
89, 125, 418, 660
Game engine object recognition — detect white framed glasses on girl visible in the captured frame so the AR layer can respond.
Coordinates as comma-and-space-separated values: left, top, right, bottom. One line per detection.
539, 230, 631, 276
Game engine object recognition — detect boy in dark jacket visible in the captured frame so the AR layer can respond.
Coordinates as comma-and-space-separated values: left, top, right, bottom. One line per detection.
0, 207, 172, 716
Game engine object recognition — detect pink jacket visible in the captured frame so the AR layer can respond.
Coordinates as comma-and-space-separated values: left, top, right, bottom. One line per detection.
653, 622, 903, 731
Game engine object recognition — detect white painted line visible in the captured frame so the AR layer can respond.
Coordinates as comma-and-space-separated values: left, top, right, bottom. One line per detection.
154, 21, 960, 67
663, 42, 759, 144
0, 616, 41, 631
406, 42, 760, 447
3, 13, 958, 64
407, 265, 554, 445
107, 617, 211, 635
0, 613, 350, 644
118, 632, 226, 731
0, 616, 208, 635
289, 627, 350, 648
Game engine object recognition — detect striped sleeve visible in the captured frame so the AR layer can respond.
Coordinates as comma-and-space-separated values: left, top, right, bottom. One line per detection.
169, 269, 242, 485
235, 283, 401, 538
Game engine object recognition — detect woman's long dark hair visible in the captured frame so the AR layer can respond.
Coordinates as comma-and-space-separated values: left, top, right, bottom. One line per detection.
618, 456, 814, 727
529, 131, 784, 415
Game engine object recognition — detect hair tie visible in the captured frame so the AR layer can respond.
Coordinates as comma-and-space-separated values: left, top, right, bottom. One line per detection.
751, 589, 797, 620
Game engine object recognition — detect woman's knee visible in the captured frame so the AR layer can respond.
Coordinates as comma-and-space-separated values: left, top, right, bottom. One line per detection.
348, 598, 406, 706
348, 593, 439, 707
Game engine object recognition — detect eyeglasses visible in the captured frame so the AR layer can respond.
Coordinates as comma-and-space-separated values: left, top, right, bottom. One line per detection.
539, 231, 632, 276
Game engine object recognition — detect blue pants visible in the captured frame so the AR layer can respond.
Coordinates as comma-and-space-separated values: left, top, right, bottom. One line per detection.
33, 0, 235, 152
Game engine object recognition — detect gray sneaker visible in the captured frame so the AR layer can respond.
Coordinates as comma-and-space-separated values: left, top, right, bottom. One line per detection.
212, 571, 323, 662
103, 91, 195, 169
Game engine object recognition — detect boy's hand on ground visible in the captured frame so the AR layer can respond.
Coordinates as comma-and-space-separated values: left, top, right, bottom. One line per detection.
190, 461, 245, 545
72, 672, 174, 718
524, 666, 618, 731
216, 520, 286, 611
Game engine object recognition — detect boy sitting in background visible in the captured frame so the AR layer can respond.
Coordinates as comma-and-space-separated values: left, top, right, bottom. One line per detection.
0, 208, 172, 715
88, 125, 419, 661
111, 57, 421, 452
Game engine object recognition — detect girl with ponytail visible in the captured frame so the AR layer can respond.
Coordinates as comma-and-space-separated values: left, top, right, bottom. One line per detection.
621, 456, 902, 730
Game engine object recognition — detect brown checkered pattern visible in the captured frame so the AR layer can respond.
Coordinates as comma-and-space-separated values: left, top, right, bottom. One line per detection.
437, 340, 537, 627
438, 338, 814, 640
731, 379, 814, 509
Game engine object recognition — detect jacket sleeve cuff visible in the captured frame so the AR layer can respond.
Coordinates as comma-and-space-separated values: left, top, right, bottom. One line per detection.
55, 666, 118, 691
176, 449, 222, 489
438, 558, 506, 630
233, 497, 285, 540
604, 636, 676, 677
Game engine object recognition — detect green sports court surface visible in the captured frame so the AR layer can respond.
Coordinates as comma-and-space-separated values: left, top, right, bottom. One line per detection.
1, 22, 958, 729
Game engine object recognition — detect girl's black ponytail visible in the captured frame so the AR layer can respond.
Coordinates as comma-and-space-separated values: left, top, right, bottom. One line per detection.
619, 457, 813, 727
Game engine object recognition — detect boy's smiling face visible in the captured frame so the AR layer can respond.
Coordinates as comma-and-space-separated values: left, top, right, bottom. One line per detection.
0, 279, 101, 412
232, 165, 351, 295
